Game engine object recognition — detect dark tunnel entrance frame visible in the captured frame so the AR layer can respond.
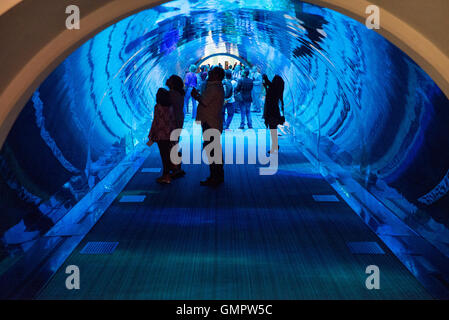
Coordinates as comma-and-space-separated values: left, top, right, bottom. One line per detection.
195, 53, 252, 68
0, 0, 448, 300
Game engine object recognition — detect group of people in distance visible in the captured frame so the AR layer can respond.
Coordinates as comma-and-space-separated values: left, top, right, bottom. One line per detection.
148, 64, 285, 187
184, 62, 268, 130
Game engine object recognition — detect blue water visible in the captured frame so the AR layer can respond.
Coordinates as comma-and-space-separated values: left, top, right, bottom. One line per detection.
0, 0, 448, 262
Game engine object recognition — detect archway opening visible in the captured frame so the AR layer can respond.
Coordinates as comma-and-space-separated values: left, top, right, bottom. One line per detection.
196, 53, 251, 70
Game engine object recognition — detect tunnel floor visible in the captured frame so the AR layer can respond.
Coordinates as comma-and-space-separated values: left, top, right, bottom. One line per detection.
36, 117, 431, 299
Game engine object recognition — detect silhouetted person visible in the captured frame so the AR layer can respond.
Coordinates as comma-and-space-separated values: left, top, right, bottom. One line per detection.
236, 69, 254, 129
166, 75, 186, 178
184, 64, 198, 116
263, 74, 285, 154
192, 67, 225, 187
222, 70, 237, 130
148, 88, 177, 184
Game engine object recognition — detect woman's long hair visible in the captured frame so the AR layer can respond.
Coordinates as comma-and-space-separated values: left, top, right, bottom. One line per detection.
167, 75, 185, 96
272, 75, 285, 101
156, 88, 171, 107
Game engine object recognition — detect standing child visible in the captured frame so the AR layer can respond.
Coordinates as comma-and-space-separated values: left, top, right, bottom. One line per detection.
148, 88, 177, 184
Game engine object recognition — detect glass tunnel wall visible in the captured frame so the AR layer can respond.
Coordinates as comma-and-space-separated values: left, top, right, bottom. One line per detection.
1, 0, 448, 263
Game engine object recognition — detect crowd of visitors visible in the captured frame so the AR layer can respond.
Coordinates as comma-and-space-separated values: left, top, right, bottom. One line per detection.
147, 62, 285, 186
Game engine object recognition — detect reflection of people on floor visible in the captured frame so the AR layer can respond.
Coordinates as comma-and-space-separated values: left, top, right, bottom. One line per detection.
222, 70, 237, 130
263, 74, 285, 154
184, 64, 198, 117
148, 88, 177, 185
192, 67, 225, 187
235, 69, 254, 129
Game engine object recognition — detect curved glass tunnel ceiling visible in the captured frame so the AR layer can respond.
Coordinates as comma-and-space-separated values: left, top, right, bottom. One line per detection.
1, 0, 449, 297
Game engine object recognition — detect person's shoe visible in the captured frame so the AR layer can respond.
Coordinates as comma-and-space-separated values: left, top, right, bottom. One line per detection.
200, 178, 213, 186
171, 169, 186, 179
156, 175, 172, 184
248, 126, 253, 129
200, 178, 221, 187
239, 126, 245, 129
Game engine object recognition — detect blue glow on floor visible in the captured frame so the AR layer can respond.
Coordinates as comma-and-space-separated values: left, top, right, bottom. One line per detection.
141, 168, 162, 173
119, 195, 147, 203
312, 195, 339, 202
347, 242, 385, 255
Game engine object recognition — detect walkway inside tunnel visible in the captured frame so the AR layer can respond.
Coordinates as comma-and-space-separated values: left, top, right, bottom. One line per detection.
36, 118, 430, 299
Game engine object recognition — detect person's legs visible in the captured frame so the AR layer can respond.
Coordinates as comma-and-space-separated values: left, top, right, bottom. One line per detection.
201, 123, 213, 180
191, 94, 197, 119
269, 125, 279, 153
216, 160, 224, 182
157, 141, 172, 183
184, 87, 192, 114
210, 132, 224, 182
251, 91, 257, 112
239, 103, 247, 128
246, 102, 253, 128
201, 123, 224, 185
225, 102, 235, 129
212, 133, 224, 182
224, 103, 234, 129
253, 90, 262, 112
171, 137, 186, 179
222, 104, 227, 124
234, 102, 240, 114
223, 103, 230, 125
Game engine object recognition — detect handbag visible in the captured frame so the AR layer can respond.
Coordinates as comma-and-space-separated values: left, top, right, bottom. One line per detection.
280, 115, 286, 124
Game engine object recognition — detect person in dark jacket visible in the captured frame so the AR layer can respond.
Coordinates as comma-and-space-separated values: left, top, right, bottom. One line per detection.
263, 74, 285, 154
235, 69, 254, 129
191, 67, 225, 187
148, 88, 177, 184
166, 75, 185, 130
166, 75, 186, 178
